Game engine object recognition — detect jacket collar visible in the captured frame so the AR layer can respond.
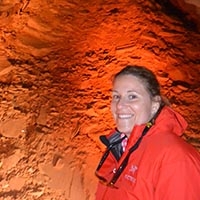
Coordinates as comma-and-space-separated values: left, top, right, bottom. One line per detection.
127, 106, 188, 147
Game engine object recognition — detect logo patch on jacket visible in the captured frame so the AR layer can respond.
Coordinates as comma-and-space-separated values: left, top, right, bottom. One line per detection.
124, 165, 138, 183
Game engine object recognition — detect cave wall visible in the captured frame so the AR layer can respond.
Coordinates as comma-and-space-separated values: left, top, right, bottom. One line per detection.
170, 0, 200, 30
154, 0, 200, 31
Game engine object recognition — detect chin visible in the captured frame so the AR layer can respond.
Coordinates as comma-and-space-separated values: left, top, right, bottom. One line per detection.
116, 121, 134, 134
117, 127, 132, 134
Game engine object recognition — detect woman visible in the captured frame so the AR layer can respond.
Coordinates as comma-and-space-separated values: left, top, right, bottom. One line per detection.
95, 65, 200, 200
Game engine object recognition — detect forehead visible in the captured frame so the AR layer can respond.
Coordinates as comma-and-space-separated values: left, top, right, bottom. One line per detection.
112, 75, 148, 93
113, 74, 144, 87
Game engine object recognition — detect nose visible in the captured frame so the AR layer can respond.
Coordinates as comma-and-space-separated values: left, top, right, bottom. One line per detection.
116, 97, 126, 109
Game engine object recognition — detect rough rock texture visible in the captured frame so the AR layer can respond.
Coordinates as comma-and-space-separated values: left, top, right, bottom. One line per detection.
170, 0, 200, 30
0, 0, 200, 199
154, 0, 200, 31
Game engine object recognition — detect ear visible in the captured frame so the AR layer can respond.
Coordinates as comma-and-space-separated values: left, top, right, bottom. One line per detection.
151, 96, 161, 116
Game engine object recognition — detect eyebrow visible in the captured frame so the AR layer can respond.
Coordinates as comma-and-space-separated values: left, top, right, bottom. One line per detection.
112, 90, 138, 93
127, 90, 137, 93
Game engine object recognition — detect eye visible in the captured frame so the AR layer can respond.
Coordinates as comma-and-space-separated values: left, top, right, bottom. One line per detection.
112, 94, 120, 101
128, 94, 137, 100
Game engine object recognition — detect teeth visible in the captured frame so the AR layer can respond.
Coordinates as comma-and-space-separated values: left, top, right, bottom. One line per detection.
118, 114, 133, 119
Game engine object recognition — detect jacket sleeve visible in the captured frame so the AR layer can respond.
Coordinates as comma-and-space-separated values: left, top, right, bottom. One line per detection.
154, 154, 200, 200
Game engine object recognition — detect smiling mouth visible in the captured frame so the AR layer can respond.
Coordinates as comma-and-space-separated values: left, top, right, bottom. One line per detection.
117, 114, 133, 119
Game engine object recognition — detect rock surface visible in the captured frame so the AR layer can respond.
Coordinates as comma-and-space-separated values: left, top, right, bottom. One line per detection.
0, 0, 200, 199
170, 0, 200, 30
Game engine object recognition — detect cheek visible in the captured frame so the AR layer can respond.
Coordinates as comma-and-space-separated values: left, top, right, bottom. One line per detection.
129, 102, 152, 119
110, 102, 116, 116
139, 105, 153, 121
128, 103, 139, 112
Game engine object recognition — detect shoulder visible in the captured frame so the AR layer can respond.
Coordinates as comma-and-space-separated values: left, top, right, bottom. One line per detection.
145, 132, 200, 164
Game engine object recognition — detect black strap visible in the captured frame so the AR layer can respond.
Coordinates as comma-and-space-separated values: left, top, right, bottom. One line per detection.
96, 135, 126, 171
109, 104, 164, 186
109, 123, 152, 185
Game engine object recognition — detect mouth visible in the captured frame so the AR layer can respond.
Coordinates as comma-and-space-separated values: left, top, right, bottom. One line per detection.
117, 114, 133, 119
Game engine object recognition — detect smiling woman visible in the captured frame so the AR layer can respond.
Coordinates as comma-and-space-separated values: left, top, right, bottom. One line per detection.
111, 67, 162, 137
95, 65, 200, 200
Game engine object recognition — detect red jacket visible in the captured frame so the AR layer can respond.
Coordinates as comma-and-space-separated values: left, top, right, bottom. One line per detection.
95, 106, 200, 200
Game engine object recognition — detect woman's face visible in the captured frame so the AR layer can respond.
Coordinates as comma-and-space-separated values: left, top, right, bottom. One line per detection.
111, 75, 158, 136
